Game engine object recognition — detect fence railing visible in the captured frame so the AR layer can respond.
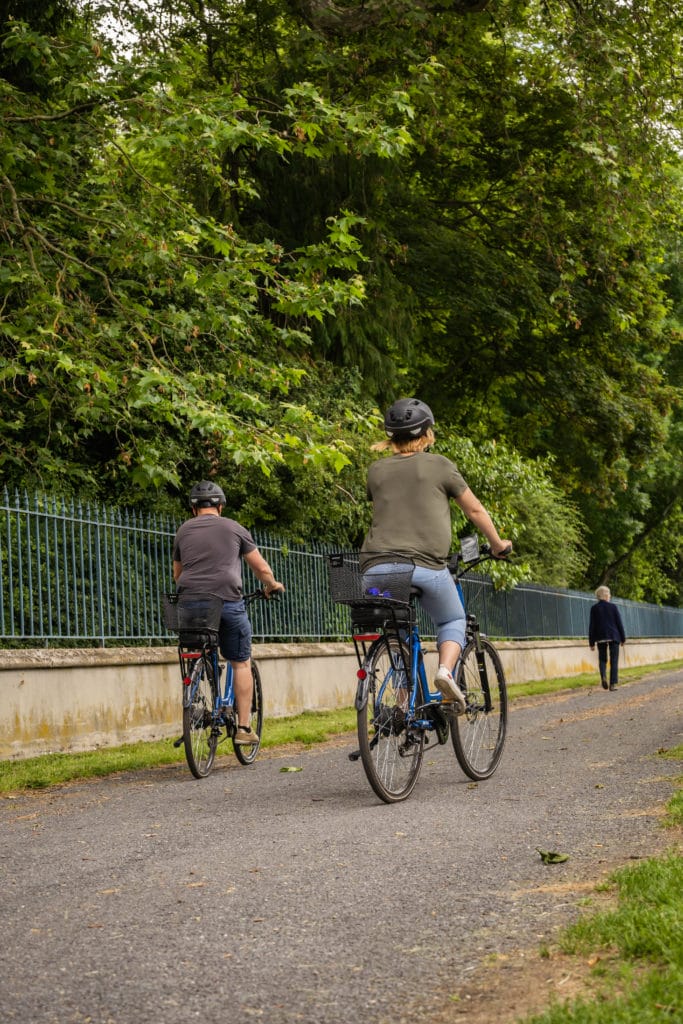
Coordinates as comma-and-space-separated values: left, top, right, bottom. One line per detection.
2, 488, 683, 646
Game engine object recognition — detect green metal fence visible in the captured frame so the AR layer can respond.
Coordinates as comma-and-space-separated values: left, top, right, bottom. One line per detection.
2, 487, 682, 646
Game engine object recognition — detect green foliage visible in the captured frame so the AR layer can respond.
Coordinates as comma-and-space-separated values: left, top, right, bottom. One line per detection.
1, 1, 682, 601
0, 15, 409, 504
561, 851, 683, 964
437, 430, 587, 587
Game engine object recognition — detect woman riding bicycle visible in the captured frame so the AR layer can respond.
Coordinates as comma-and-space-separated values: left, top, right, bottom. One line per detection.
360, 398, 512, 712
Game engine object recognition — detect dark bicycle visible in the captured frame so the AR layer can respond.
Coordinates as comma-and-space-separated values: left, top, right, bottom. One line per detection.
163, 590, 268, 778
328, 536, 509, 803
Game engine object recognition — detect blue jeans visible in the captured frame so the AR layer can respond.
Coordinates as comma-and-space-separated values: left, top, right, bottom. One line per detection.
218, 600, 252, 662
363, 563, 466, 650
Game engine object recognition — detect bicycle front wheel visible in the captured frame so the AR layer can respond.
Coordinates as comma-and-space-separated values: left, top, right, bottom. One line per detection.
183, 655, 219, 778
451, 638, 507, 780
358, 636, 424, 803
233, 661, 263, 766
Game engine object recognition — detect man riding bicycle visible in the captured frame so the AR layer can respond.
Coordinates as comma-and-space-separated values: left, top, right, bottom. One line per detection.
172, 481, 284, 744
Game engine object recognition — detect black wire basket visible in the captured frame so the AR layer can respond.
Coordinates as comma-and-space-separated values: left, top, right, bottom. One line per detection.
327, 553, 414, 606
162, 593, 223, 633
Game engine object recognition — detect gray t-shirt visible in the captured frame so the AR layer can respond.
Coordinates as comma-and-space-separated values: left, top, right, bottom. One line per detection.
173, 515, 257, 601
361, 452, 467, 569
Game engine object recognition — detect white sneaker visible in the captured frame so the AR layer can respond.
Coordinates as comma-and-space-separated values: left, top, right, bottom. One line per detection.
434, 666, 466, 714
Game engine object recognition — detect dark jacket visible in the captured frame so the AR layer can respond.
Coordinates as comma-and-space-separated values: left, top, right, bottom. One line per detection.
589, 599, 626, 646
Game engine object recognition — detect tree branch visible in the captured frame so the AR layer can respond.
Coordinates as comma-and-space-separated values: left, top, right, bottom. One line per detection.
601, 491, 682, 586
2, 101, 99, 123
0, 172, 38, 273
283, 0, 492, 35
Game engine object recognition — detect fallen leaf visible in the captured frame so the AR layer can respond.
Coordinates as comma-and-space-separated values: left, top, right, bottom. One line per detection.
279, 766, 302, 773
537, 849, 569, 864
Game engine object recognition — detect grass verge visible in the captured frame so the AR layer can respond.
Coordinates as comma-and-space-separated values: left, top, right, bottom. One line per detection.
520, 744, 682, 1024
508, 658, 683, 700
0, 707, 358, 793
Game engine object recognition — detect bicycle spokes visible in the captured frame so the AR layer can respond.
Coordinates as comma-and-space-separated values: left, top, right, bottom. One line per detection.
451, 639, 507, 781
357, 637, 424, 803
182, 657, 219, 778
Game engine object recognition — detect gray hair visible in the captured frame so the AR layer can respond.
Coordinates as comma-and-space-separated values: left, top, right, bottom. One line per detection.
595, 585, 611, 601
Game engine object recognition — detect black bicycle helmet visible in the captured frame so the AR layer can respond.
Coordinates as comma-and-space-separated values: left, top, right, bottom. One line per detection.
384, 398, 434, 439
189, 480, 226, 509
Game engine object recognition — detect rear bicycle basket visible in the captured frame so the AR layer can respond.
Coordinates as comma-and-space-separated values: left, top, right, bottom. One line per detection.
327, 552, 413, 622
162, 593, 223, 634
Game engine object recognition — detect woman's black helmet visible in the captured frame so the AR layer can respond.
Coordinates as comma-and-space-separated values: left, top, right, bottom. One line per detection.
384, 398, 434, 439
189, 480, 226, 509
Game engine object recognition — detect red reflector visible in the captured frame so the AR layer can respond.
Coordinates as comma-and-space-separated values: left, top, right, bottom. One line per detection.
357, 669, 367, 680
183, 676, 191, 686
353, 633, 381, 642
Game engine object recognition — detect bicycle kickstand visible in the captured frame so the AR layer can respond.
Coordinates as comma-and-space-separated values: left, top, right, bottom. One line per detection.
348, 731, 381, 762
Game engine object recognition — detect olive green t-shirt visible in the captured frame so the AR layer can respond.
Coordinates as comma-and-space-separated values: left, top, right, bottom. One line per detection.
360, 452, 468, 569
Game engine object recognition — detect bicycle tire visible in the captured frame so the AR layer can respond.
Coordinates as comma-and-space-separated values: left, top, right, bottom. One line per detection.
451, 638, 507, 780
183, 655, 219, 778
358, 635, 424, 803
233, 661, 263, 765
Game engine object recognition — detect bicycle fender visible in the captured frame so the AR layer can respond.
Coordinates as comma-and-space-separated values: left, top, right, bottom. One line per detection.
355, 672, 370, 711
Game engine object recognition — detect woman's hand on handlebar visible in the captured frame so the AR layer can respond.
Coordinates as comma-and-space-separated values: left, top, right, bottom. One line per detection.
492, 541, 513, 559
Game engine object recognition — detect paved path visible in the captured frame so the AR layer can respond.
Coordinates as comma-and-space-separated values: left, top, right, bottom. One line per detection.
1, 669, 681, 1024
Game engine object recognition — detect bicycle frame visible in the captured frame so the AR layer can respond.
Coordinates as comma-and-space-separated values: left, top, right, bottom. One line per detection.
353, 609, 444, 740
179, 642, 237, 723
464, 614, 495, 713
352, 560, 494, 729
403, 619, 445, 728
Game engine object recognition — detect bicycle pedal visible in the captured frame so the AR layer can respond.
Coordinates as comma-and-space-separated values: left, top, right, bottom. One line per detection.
348, 749, 361, 762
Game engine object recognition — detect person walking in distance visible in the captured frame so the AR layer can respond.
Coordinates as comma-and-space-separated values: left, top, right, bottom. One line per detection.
360, 398, 512, 712
589, 585, 626, 691
173, 481, 284, 743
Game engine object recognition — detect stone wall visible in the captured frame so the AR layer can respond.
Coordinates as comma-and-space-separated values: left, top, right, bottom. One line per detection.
2, 638, 682, 759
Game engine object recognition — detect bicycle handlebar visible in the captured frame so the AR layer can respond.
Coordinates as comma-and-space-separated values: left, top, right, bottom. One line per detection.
244, 587, 284, 604
448, 543, 512, 579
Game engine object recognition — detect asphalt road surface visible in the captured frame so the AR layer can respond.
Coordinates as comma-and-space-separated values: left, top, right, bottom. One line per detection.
1, 668, 681, 1024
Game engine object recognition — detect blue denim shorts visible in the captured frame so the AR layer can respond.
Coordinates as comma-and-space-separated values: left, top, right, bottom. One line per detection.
218, 599, 252, 662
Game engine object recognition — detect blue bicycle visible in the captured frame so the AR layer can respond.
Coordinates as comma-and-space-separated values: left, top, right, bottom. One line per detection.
329, 538, 509, 803
164, 590, 267, 778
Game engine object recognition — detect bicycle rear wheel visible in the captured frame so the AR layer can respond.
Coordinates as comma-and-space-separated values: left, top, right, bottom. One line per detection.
358, 635, 424, 803
233, 662, 263, 765
451, 638, 507, 780
183, 655, 219, 778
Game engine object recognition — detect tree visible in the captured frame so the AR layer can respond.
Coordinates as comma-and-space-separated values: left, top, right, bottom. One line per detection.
0, 12, 408, 501
2, 1, 681, 600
